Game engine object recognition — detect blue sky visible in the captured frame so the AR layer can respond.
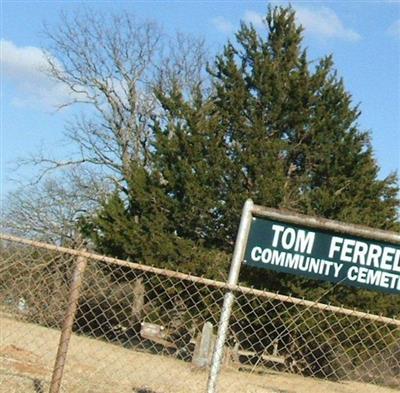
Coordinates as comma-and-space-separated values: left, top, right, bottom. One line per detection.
1, 1, 400, 196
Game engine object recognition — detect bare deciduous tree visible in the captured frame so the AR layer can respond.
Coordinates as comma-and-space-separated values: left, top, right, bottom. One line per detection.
41, 11, 162, 182
21, 10, 209, 187
2, 168, 111, 244
6, 9, 209, 241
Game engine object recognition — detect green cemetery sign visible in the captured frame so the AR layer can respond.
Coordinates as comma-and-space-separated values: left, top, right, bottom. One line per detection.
243, 204, 400, 295
207, 200, 400, 393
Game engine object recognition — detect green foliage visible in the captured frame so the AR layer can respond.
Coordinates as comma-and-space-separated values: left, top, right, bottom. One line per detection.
81, 163, 229, 279
82, 5, 399, 313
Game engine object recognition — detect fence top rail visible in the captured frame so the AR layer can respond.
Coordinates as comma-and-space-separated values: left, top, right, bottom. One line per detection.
1, 232, 399, 327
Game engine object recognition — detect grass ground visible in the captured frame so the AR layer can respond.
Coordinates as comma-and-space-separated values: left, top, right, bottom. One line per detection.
0, 315, 398, 393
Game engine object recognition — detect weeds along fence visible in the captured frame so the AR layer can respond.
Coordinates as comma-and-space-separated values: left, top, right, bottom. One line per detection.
1, 233, 399, 393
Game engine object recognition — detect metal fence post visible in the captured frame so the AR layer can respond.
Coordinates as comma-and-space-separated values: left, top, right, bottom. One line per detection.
49, 254, 88, 393
207, 199, 254, 393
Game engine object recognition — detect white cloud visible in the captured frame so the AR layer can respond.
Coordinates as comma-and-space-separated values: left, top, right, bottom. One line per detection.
295, 6, 361, 42
212, 7, 360, 42
387, 19, 400, 39
243, 10, 264, 29
212, 17, 234, 35
1, 39, 71, 110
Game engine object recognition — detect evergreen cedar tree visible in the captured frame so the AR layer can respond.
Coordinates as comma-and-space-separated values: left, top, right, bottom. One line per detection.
81, 6, 399, 314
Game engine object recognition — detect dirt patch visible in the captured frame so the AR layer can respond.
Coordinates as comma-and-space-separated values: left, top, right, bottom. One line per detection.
0, 344, 48, 393
0, 345, 48, 376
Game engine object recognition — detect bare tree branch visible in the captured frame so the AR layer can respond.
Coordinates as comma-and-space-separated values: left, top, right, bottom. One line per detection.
2, 168, 112, 244
40, 10, 164, 181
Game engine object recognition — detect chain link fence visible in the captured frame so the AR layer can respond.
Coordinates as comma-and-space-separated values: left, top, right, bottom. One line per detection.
1, 233, 399, 393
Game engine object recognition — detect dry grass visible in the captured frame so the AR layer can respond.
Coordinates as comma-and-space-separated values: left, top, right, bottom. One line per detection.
0, 315, 398, 393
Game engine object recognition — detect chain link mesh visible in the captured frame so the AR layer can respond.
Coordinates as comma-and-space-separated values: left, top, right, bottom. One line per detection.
1, 234, 399, 393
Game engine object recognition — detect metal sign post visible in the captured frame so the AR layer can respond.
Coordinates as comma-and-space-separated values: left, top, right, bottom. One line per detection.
207, 199, 253, 393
